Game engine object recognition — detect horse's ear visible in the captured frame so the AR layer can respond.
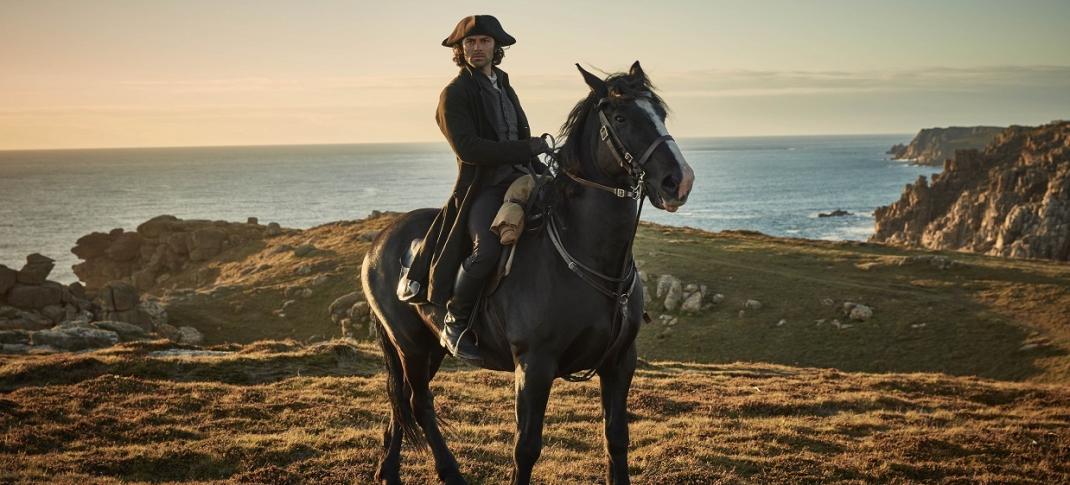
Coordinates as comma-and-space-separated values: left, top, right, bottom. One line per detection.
629, 60, 645, 80
576, 63, 607, 97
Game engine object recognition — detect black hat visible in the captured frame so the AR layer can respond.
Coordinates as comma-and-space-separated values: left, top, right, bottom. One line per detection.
442, 15, 516, 47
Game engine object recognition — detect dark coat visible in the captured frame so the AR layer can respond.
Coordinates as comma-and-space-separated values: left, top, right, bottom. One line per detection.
408, 65, 543, 305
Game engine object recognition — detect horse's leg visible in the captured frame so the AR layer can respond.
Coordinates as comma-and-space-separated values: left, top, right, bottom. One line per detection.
598, 343, 637, 485
404, 346, 465, 484
511, 355, 556, 485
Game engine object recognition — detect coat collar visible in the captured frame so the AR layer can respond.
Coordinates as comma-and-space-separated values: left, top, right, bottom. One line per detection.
461, 65, 509, 89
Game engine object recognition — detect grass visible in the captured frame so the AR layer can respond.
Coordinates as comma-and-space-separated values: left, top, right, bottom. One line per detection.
1, 339, 1067, 483
149, 214, 1069, 384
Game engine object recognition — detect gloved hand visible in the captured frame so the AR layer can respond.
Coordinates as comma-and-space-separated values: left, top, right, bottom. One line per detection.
527, 135, 552, 156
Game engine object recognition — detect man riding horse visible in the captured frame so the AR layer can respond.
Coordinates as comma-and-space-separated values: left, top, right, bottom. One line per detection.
399, 15, 552, 360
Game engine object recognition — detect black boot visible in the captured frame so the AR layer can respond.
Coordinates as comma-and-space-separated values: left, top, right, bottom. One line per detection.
441, 265, 484, 362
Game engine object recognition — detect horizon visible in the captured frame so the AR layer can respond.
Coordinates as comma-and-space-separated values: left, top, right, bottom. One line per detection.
2, 0, 1069, 150
0, 131, 926, 153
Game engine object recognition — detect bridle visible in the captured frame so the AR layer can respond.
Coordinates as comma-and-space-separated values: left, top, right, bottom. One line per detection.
537, 91, 677, 381
562, 91, 676, 200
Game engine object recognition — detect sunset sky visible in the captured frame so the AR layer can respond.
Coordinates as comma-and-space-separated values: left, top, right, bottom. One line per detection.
2, 0, 1069, 150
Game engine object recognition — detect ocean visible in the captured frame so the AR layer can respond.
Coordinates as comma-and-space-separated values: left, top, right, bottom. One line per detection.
0, 135, 934, 284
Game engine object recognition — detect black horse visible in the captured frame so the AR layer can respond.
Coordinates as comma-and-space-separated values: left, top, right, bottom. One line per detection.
362, 61, 694, 485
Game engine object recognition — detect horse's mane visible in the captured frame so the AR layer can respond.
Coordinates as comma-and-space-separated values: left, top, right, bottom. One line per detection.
556, 69, 668, 171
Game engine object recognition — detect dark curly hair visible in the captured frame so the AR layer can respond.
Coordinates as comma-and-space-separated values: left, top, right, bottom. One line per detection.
451, 43, 506, 68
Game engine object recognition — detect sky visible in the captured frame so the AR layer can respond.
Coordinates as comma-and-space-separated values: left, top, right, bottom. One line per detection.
2, 0, 1069, 150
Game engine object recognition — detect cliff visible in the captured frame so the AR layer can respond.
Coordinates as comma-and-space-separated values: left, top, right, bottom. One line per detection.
888, 125, 1005, 166
872, 121, 1070, 261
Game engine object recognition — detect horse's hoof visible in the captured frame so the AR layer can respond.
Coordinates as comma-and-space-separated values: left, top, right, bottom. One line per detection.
375, 471, 401, 485
443, 475, 467, 485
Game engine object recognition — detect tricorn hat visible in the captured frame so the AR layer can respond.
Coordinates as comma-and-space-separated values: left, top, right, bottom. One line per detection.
442, 15, 516, 47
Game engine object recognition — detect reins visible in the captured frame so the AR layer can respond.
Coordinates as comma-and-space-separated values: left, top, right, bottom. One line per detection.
535, 92, 672, 382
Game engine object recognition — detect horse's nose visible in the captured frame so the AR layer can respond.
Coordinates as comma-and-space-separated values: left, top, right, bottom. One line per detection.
660, 172, 680, 196
677, 161, 694, 200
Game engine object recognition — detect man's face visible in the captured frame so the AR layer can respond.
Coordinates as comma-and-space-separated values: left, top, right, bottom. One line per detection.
462, 35, 495, 69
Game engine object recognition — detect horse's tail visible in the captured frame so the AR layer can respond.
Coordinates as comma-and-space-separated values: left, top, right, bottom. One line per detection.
365, 247, 428, 451
374, 326, 427, 449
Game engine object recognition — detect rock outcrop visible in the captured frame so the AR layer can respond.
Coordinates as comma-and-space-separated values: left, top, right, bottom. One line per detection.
888, 126, 1005, 166
72, 215, 287, 291
1, 251, 198, 353
872, 121, 1070, 261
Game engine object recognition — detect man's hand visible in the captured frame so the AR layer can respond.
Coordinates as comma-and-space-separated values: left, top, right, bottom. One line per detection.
528, 135, 552, 156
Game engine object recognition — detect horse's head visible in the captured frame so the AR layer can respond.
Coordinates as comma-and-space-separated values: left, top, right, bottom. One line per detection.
567, 61, 694, 212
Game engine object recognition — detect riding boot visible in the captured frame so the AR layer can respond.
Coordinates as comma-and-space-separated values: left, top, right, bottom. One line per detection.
441, 264, 484, 362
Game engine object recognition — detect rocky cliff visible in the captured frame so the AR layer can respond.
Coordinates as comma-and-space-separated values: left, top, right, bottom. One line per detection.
872, 121, 1070, 261
888, 126, 1005, 166
71, 215, 289, 291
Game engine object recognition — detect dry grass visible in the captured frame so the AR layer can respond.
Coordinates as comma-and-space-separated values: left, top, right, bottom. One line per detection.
2, 340, 1067, 484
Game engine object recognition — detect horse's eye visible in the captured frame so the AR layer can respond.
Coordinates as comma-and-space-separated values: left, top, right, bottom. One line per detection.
614, 115, 626, 123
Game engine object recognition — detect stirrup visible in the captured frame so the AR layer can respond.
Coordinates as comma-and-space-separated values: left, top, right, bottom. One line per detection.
440, 319, 482, 364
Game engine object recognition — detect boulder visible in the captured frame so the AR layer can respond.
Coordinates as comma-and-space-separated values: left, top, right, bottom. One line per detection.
0, 330, 30, 345
270, 244, 294, 255
329, 292, 363, 317
189, 228, 226, 261
247, 217, 259, 225
16, 253, 54, 284
293, 244, 316, 257
818, 209, 852, 218
349, 301, 370, 323
657, 275, 683, 311
71, 232, 114, 259
91, 320, 150, 341
176, 326, 204, 345
138, 299, 168, 327
655, 274, 680, 299
848, 304, 873, 321
680, 291, 703, 313
30, 326, 119, 350
266, 222, 282, 236
156, 323, 181, 342
63, 309, 94, 327
105, 232, 143, 262
40, 304, 66, 324
166, 232, 191, 255
744, 299, 763, 310
0, 264, 16, 296
6, 283, 62, 310
136, 215, 181, 238
98, 281, 139, 312
0, 310, 53, 331
68, 282, 86, 300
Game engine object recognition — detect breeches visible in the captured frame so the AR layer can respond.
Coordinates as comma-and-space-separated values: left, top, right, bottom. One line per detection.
463, 182, 511, 279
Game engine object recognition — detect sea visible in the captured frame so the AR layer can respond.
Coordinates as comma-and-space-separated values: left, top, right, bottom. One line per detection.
0, 134, 935, 284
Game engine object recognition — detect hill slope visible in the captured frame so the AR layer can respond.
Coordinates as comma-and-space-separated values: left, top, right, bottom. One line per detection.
50, 210, 1070, 384
1, 340, 1067, 484
80, 212, 1070, 384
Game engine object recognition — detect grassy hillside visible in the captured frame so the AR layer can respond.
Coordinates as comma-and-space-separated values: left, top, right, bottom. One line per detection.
1, 340, 1067, 483
147, 213, 1070, 384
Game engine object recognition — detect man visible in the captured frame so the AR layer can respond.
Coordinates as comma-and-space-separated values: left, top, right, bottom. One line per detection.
400, 15, 551, 361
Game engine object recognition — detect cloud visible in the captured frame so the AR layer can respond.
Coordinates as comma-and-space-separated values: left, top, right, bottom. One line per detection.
652, 65, 1070, 98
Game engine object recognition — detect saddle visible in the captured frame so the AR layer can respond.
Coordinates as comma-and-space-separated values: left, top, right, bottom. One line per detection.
395, 173, 554, 343
397, 174, 553, 303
